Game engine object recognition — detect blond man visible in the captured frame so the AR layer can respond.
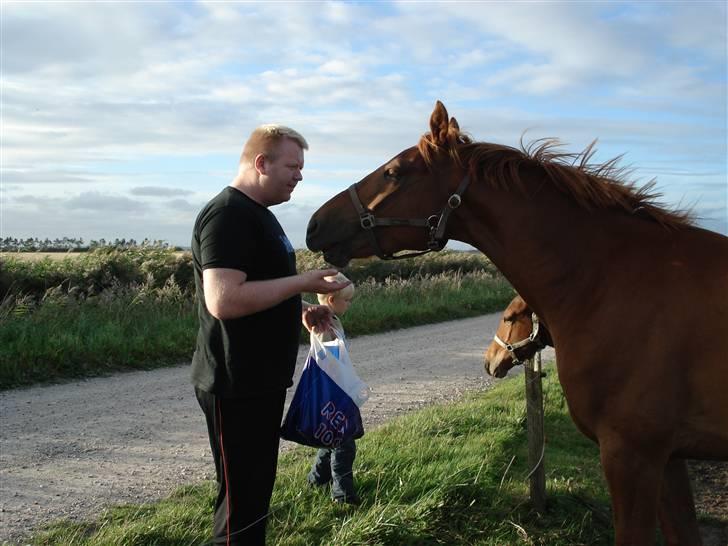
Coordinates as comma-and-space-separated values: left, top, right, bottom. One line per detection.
191, 125, 348, 545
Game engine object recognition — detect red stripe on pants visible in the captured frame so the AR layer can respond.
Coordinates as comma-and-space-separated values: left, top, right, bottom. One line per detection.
217, 400, 232, 546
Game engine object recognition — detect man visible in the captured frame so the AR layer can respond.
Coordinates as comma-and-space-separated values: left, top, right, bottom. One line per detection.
191, 124, 347, 545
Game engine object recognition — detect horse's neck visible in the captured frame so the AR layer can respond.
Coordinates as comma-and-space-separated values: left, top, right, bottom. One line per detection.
452, 180, 619, 321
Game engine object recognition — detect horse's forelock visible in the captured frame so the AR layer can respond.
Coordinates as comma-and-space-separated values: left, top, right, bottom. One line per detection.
416, 133, 437, 166
417, 131, 472, 169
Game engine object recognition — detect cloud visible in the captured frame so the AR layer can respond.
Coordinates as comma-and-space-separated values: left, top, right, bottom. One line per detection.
67, 192, 149, 213
1, 168, 98, 185
8, 191, 147, 214
1, 0, 724, 245
130, 186, 194, 197
168, 199, 200, 213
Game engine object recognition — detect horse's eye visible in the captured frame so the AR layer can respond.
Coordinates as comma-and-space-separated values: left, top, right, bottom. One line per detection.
384, 168, 400, 180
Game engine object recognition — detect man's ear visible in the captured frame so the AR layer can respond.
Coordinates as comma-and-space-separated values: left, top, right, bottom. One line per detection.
254, 153, 267, 175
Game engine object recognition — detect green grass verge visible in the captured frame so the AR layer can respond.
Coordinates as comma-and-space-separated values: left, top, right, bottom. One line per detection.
0, 272, 514, 390
30, 371, 615, 545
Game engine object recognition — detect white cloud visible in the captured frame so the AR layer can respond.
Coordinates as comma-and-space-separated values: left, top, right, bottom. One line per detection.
1, 0, 725, 246
130, 187, 194, 197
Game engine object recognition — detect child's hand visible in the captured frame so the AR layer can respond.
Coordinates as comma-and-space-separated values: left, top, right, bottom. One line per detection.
302, 305, 333, 334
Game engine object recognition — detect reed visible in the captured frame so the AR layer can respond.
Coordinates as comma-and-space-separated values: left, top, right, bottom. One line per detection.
1, 249, 513, 390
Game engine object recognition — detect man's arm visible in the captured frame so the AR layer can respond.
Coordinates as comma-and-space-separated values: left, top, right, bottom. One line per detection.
202, 267, 348, 320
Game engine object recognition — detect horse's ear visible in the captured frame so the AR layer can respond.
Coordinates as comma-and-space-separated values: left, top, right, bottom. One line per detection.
448, 117, 460, 141
430, 101, 450, 147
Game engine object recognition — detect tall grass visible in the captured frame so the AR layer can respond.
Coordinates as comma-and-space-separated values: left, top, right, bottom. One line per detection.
1, 248, 496, 300
305, 271, 513, 337
30, 372, 615, 545
0, 246, 194, 299
0, 249, 513, 390
0, 279, 196, 387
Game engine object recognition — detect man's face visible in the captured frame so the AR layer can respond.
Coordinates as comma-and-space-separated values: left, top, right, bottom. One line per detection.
261, 138, 304, 206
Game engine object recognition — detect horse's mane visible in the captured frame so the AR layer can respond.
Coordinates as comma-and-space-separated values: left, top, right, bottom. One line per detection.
418, 133, 694, 230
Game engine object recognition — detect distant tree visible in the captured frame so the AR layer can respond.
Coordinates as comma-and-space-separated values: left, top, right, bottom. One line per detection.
22, 237, 37, 251
0, 236, 177, 252
0, 237, 17, 251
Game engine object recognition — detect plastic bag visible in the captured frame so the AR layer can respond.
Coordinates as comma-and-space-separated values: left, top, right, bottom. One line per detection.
281, 328, 369, 448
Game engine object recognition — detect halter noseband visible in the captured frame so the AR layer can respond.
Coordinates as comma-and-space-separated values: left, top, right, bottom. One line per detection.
493, 312, 545, 365
347, 174, 471, 261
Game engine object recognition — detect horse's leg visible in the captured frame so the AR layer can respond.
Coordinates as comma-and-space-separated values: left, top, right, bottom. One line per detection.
657, 458, 702, 546
599, 440, 664, 545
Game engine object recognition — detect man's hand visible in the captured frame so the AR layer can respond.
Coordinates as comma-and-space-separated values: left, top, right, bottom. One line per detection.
300, 269, 350, 294
302, 305, 334, 334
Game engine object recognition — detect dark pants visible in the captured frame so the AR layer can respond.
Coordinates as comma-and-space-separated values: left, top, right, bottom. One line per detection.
195, 387, 286, 546
307, 438, 357, 500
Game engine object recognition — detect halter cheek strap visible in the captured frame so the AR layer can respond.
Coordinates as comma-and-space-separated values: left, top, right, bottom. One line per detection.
347, 174, 471, 261
493, 313, 544, 365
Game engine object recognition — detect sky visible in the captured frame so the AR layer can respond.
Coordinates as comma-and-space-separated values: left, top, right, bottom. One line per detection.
1, 0, 726, 250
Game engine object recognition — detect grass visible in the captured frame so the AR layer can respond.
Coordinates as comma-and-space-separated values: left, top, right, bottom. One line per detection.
0, 278, 197, 388
30, 371, 616, 545
304, 271, 514, 337
0, 271, 514, 390
0, 252, 76, 261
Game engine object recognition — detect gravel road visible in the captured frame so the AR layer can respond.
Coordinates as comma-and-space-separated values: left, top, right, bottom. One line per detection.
1, 313, 724, 544
1, 313, 521, 543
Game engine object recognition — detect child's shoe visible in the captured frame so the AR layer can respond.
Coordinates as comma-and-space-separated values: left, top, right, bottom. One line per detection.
332, 492, 361, 506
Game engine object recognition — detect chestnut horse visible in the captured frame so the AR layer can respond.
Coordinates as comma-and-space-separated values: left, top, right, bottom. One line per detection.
484, 295, 552, 379
307, 101, 728, 545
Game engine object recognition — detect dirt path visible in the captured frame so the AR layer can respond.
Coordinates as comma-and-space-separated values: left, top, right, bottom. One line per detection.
1, 314, 725, 544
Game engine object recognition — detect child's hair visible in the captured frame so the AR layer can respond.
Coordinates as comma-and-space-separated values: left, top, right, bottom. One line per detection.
317, 272, 354, 304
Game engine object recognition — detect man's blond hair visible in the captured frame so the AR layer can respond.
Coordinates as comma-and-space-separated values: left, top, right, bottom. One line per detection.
239, 124, 309, 168
317, 272, 354, 304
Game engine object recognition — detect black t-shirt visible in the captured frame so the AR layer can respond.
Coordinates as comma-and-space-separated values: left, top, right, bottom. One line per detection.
190, 186, 302, 397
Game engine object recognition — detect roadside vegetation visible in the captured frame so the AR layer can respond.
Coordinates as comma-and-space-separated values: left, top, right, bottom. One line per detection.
30, 371, 616, 546
0, 247, 514, 389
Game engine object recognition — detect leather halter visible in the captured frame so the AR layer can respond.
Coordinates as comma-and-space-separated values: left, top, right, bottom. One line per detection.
493, 313, 545, 365
346, 174, 471, 261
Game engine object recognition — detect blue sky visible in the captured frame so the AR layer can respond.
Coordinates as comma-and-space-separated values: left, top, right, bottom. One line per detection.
1, 0, 726, 249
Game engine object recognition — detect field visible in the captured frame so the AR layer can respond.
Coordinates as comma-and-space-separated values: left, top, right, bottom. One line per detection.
0, 251, 189, 261
0, 247, 513, 389
29, 371, 620, 545
2, 247, 726, 545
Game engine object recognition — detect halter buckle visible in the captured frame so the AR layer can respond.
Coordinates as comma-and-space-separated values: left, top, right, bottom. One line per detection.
360, 213, 376, 230
447, 194, 462, 209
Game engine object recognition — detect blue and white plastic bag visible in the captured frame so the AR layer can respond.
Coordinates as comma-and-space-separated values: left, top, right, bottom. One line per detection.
281, 328, 369, 448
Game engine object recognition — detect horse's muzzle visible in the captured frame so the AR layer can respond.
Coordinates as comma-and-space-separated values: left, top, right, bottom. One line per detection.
305, 216, 322, 251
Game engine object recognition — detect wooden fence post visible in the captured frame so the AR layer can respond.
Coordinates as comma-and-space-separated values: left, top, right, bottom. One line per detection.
525, 351, 546, 511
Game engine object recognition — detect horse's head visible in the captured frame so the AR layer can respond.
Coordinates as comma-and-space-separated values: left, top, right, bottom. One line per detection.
484, 295, 551, 378
307, 101, 470, 267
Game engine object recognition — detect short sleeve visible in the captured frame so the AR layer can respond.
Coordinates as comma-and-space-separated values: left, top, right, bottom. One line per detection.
197, 205, 257, 272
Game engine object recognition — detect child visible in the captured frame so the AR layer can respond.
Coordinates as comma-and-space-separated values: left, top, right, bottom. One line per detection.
306, 272, 362, 505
